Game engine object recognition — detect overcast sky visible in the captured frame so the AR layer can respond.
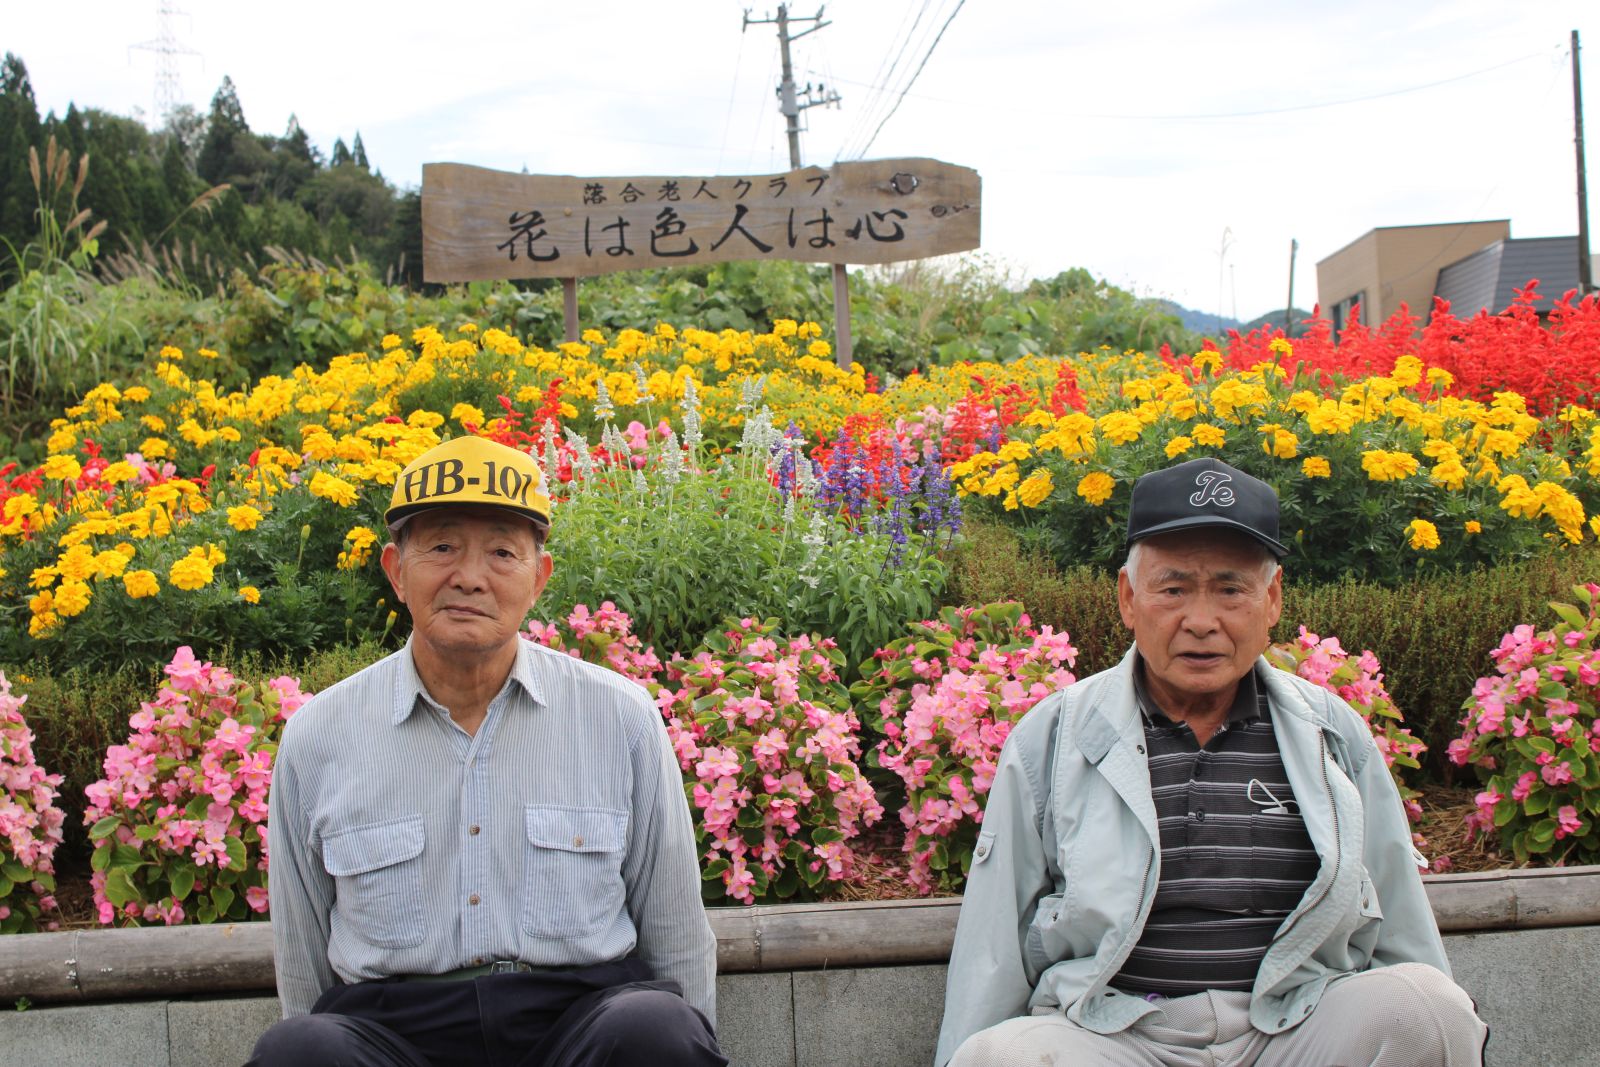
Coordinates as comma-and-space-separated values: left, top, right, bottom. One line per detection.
6, 0, 1597, 322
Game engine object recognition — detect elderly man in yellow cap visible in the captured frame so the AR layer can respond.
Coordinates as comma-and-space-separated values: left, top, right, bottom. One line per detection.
252, 437, 725, 1067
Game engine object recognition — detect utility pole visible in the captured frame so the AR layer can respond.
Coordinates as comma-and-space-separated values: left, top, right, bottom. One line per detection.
744, 4, 840, 169
1575, 30, 1593, 296
1284, 238, 1298, 335
745, 4, 851, 367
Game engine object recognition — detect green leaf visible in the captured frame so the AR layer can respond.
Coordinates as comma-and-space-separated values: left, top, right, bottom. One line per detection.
1549, 601, 1587, 630
103, 869, 139, 909
1, 860, 26, 883
212, 885, 236, 917
88, 817, 122, 841
170, 867, 196, 902
90, 846, 111, 873
773, 867, 800, 898
810, 827, 844, 846
223, 837, 247, 871
133, 825, 159, 842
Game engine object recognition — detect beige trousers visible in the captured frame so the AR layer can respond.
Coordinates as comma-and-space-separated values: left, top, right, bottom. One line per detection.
950, 964, 1487, 1067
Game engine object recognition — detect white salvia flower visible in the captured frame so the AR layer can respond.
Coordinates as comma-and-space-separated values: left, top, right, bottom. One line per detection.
540, 419, 559, 480
633, 466, 649, 495
795, 454, 820, 500
564, 427, 595, 487
737, 375, 768, 413
632, 362, 650, 399
782, 491, 797, 525
661, 428, 684, 487
593, 378, 615, 421
797, 512, 828, 588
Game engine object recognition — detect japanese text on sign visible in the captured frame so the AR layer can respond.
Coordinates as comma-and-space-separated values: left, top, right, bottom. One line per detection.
421, 158, 981, 282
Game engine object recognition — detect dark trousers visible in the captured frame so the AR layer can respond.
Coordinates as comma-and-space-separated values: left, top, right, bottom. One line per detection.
247, 958, 727, 1067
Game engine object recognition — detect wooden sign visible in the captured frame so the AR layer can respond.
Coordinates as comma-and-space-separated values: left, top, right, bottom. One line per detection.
421, 157, 981, 282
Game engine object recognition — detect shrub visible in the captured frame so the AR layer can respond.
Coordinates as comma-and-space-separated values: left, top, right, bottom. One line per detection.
0, 672, 64, 932
1264, 628, 1428, 836
521, 600, 663, 683
82, 647, 309, 926
1450, 585, 1600, 865
652, 618, 883, 905
852, 603, 1078, 894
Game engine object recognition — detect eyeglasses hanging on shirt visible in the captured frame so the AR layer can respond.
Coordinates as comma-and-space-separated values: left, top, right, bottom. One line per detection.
1246, 778, 1299, 816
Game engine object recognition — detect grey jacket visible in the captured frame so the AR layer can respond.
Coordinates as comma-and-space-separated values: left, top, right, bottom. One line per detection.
934, 648, 1447, 1066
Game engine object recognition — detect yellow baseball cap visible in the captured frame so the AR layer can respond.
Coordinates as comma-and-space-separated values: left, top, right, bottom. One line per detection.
386, 436, 552, 530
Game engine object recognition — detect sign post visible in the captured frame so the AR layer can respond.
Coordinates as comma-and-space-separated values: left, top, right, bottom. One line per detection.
423, 157, 981, 366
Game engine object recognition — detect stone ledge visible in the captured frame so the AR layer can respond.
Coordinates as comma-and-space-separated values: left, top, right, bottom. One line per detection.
1, 928, 1595, 1067
1, 865, 1597, 1004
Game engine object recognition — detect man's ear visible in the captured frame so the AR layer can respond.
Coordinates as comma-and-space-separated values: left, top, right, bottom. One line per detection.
1117, 567, 1136, 630
380, 542, 406, 604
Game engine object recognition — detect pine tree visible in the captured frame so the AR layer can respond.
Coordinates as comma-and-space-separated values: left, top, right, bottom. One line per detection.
196, 76, 248, 185
330, 137, 351, 167
351, 131, 368, 171
0, 53, 43, 256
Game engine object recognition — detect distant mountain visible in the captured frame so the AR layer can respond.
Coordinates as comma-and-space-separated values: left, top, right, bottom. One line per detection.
1149, 300, 1316, 339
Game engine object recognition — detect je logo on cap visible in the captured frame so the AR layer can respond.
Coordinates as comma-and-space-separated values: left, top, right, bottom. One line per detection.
1190, 470, 1235, 508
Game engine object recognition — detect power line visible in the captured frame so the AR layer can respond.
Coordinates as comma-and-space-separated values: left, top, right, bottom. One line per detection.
852, 0, 965, 159
842, 0, 932, 159
715, 17, 749, 172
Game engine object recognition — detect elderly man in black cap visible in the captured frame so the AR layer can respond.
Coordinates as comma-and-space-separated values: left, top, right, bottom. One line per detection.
935, 457, 1486, 1067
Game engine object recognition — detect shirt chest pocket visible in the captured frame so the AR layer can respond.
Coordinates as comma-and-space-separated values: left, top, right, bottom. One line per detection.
522, 805, 628, 939
321, 814, 426, 949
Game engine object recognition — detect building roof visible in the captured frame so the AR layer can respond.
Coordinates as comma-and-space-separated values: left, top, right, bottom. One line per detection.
1433, 236, 1582, 316
1314, 219, 1511, 267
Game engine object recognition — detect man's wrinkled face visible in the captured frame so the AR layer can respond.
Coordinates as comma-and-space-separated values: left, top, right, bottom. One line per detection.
380, 508, 552, 665
1117, 529, 1282, 712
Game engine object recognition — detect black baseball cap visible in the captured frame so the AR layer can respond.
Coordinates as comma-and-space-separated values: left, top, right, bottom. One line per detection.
1126, 457, 1287, 558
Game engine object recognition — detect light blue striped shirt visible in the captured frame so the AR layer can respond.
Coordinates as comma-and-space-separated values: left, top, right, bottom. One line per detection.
266, 638, 717, 1023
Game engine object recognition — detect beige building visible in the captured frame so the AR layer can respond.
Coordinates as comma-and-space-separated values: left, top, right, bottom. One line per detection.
1315, 220, 1511, 332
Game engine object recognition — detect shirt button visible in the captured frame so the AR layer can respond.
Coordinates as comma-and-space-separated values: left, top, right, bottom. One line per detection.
469, 893, 481, 906
1193, 809, 1206, 822
469, 825, 481, 836
573, 835, 585, 848
1135, 744, 1145, 754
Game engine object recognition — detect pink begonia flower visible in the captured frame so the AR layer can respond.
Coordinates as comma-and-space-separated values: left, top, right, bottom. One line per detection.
1541, 761, 1574, 786
1511, 772, 1539, 802
1474, 789, 1504, 817
1556, 805, 1584, 839
245, 886, 271, 913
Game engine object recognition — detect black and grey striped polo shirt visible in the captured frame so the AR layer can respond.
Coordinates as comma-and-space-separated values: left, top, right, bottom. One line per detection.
1110, 658, 1321, 998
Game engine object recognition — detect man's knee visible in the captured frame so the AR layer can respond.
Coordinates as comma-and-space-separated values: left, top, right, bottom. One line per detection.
567, 988, 724, 1065
248, 1015, 357, 1066
1328, 963, 1486, 1065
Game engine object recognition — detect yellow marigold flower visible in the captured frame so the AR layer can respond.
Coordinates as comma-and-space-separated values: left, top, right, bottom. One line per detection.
239, 586, 261, 604
1192, 350, 1222, 375
1017, 470, 1054, 508
169, 553, 215, 591
1558, 405, 1596, 426
94, 550, 130, 579
1466, 520, 1483, 535
1077, 471, 1116, 506
159, 345, 183, 361
1165, 436, 1194, 459
381, 333, 402, 350
982, 465, 1020, 496
197, 347, 219, 360
451, 402, 486, 427
773, 320, 798, 338
1497, 475, 1541, 520
798, 321, 823, 339
41, 454, 82, 481
1192, 424, 1227, 447
123, 570, 160, 598
996, 440, 1032, 463
28, 612, 60, 638
1360, 450, 1419, 482
1390, 355, 1423, 388
56, 545, 96, 582
227, 505, 264, 532
1430, 458, 1468, 491
99, 461, 137, 485
1097, 411, 1143, 445
581, 328, 607, 345
30, 566, 57, 590
140, 437, 169, 459
1534, 481, 1586, 543
1259, 424, 1298, 460
1406, 519, 1440, 551
46, 428, 76, 454
123, 386, 151, 403
52, 579, 91, 617
309, 471, 359, 507
807, 340, 832, 359
1268, 337, 1293, 358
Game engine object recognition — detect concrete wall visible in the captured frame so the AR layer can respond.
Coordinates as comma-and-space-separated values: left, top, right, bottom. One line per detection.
3, 926, 1596, 1066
